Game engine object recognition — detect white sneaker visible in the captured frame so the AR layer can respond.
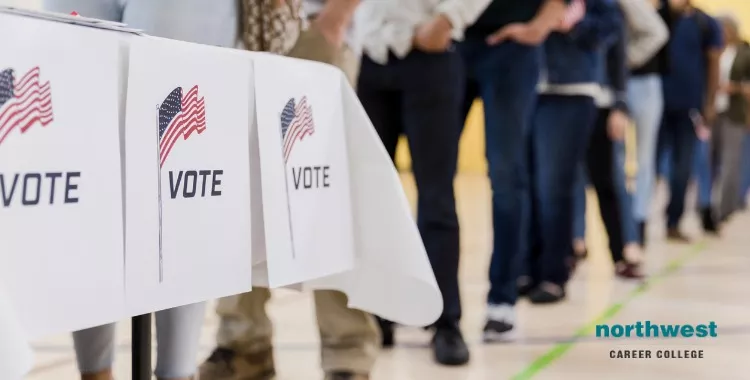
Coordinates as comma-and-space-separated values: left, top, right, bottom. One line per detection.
482, 304, 517, 342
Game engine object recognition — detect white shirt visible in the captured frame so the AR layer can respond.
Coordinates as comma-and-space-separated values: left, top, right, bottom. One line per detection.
355, 0, 492, 64
716, 45, 738, 113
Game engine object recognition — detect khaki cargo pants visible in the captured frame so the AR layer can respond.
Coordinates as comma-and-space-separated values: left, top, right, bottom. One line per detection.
214, 27, 379, 374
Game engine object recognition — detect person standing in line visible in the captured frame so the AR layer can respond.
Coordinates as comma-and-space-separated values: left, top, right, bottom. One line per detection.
520, 0, 623, 305
354, 0, 491, 366
41, 1, 239, 379
656, 0, 722, 242
623, 0, 671, 247
570, 0, 667, 274
582, 0, 645, 279
456, 0, 570, 342
708, 15, 750, 223
198, 2, 382, 380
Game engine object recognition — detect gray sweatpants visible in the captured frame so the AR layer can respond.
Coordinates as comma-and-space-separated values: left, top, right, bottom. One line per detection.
714, 115, 748, 220
72, 303, 206, 379
40, 0, 239, 377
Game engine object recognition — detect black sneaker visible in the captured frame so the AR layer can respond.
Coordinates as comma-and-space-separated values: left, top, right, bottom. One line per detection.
376, 317, 395, 348
528, 282, 566, 304
432, 324, 470, 366
482, 304, 516, 342
701, 207, 719, 234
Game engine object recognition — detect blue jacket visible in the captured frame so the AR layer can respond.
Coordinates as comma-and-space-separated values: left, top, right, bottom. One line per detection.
544, 0, 623, 85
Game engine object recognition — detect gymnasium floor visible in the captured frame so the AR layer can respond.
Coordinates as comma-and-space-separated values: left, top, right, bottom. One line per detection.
27, 174, 750, 379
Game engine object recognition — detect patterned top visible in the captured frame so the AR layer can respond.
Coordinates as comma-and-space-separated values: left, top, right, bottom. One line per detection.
241, 0, 303, 54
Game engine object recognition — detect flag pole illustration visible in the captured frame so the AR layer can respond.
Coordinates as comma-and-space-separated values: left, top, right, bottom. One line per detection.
156, 104, 164, 283
280, 96, 315, 260
156, 85, 207, 283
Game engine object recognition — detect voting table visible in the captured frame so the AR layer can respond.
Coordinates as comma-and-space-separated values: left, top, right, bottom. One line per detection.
0, 7, 443, 380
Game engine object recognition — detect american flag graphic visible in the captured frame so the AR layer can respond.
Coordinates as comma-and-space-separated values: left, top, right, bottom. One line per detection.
280, 96, 315, 162
158, 85, 206, 167
561, 0, 586, 31
0, 67, 54, 147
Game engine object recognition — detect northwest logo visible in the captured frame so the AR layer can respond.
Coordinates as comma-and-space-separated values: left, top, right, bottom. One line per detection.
156, 84, 221, 282
280, 96, 329, 190
0, 66, 80, 208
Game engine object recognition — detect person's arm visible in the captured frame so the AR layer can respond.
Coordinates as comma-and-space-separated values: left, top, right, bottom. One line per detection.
703, 16, 724, 124
532, 0, 571, 33
618, 0, 669, 68
487, 0, 568, 45
435, 0, 493, 36
567, 0, 624, 50
608, 21, 630, 115
314, 0, 361, 47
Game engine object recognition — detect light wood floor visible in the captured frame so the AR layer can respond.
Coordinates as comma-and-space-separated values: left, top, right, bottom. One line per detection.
27, 174, 750, 379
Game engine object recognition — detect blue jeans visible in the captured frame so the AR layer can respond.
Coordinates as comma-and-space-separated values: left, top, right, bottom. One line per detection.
459, 39, 541, 306
42, 0, 235, 377
526, 95, 596, 286
613, 140, 638, 244
628, 75, 663, 222
657, 109, 698, 228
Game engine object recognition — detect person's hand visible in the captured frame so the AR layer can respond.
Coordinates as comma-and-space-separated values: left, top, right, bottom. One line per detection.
486, 22, 550, 46
702, 104, 717, 126
607, 109, 629, 141
414, 14, 453, 53
719, 82, 739, 94
312, 15, 347, 48
740, 83, 750, 98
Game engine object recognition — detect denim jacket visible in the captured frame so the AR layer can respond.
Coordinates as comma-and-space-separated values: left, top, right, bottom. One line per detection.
543, 0, 623, 85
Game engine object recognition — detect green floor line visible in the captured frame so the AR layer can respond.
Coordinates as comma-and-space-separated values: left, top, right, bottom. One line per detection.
511, 241, 708, 380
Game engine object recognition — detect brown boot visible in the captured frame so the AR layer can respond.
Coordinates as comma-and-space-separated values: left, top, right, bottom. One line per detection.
199, 347, 275, 380
81, 370, 114, 380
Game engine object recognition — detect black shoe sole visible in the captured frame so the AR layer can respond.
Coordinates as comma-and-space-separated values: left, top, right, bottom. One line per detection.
434, 351, 470, 366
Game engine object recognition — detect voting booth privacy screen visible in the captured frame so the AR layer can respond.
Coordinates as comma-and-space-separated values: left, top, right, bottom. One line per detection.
0, 8, 443, 374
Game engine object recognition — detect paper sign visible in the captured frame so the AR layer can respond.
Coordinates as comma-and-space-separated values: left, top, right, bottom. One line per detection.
303, 80, 443, 327
124, 37, 253, 315
0, 285, 33, 380
253, 53, 356, 287
0, 13, 127, 338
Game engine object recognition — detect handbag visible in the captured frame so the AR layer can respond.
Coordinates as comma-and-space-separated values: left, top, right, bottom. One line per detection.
241, 0, 302, 54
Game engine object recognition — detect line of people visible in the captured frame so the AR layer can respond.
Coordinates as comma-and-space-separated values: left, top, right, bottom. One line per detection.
37, 0, 750, 379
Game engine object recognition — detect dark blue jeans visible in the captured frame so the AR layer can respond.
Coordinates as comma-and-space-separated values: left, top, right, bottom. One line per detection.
357, 50, 464, 324
657, 109, 698, 228
525, 95, 596, 286
459, 39, 541, 306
